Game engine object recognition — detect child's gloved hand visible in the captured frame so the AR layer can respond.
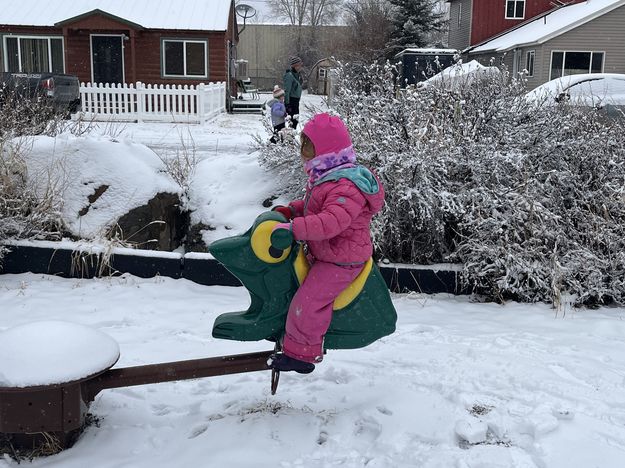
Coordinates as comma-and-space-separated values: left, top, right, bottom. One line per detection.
271, 222, 291, 233
270, 223, 294, 250
272, 205, 293, 220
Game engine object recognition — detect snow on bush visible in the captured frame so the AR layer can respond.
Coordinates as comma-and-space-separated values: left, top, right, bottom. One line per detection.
0, 129, 182, 268
254, 105, 311, 200
0, 98, 102, 266
0, 94, 84, 262
0, 137, 66, 248
257, 61, 625, 306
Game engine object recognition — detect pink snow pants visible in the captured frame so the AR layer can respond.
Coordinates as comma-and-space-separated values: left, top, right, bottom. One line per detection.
282, 260, 364, 363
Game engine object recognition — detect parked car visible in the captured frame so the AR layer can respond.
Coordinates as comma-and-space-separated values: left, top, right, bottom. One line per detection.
525, 73, 625, 117
0, 72, 81, 115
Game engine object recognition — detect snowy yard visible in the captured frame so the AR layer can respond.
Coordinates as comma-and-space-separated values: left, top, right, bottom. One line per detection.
3, 93, 625, 467
1, 273, 625, 468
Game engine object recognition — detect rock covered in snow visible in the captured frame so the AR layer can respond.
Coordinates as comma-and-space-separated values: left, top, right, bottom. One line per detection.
19, 134, 182, 241
455, 418, 489, 444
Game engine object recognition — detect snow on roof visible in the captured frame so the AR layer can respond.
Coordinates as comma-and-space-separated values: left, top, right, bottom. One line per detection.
471, 0, 625, 53
396, 48, 458, 57
0, 0, 233, 31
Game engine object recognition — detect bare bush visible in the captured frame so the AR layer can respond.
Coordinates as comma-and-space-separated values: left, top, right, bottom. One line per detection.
258, 61, 625, 306
0, 138, 66, 238
154, 129, 199, 194
254, 113, 307, 198
0, 96, 73, 267
254, 92, 329, 199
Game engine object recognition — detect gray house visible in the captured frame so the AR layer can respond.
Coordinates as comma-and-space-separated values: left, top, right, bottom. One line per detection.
466, 0, 625, 89
236, 24, 349, 90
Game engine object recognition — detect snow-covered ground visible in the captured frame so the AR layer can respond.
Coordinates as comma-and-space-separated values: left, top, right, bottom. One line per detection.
3, 93, 625, 467
1, 273, 625, 468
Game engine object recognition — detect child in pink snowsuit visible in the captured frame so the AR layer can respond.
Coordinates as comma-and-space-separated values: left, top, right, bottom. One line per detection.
269, 113, 385, 374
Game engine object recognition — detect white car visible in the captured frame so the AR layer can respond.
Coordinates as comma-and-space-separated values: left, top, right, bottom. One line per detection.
525, 73, 625, 116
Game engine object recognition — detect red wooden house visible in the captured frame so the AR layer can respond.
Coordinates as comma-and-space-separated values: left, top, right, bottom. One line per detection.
448, 0, 586, 50
0, 0, 238, 90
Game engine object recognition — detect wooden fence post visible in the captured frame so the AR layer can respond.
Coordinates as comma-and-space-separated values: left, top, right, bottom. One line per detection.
198, 83, 206, 124
136, 82, 144, 123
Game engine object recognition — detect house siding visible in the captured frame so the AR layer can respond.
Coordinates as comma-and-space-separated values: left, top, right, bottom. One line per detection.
0, 25, 62, 72
469, 4, 625, 90
536, 4, 625, 85
448, 0, 472, 51
470, 0, 586, 46
515, 45, 545, 89
0, 13, 234, 85
236, 24, 348, 90
470, 51, 514, 70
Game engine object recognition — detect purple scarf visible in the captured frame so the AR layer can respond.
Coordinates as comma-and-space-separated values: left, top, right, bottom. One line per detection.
304, 146, 357, 188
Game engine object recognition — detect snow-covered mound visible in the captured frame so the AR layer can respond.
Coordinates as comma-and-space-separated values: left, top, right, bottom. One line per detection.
422, 60, 501, 89
0, 320, 119, 388
20, 134, 181, 238
187, 151, 281, 245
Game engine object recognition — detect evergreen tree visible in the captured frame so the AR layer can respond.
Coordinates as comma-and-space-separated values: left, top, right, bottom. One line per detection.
386, 0, 446, 54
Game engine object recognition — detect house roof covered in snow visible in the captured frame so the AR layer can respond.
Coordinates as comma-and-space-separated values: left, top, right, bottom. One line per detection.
396, 48, 458, 57
0, 0, 233, 31
470, 0, 625, 53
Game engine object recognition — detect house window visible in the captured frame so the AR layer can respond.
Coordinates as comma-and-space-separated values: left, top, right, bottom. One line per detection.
525, 50, 535, 77
3, 36, 64, 73
550, 51, 604, 80
318, 68, 327, 79
505, 0, 525, 19
458, 3, 462, 29
162, 39, 208, 78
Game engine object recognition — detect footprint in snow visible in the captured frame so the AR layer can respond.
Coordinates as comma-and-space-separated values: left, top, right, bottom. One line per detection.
188, 424, 208, 439
354, 416, 382, 441
151, 403, 172, 416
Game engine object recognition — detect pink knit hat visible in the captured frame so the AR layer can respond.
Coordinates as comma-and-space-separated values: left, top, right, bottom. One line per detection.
302, 113, 352, 156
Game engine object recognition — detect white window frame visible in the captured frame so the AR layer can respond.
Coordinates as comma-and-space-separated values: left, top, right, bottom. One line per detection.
505, 0, 525, 20
2, 35, 65, 73
90, 34, 126, 84
318, 68, 327, 79
549, 50, 606, 80
161, 39, 208, 79
457, 3, 462, 29
525, 50, 535, 77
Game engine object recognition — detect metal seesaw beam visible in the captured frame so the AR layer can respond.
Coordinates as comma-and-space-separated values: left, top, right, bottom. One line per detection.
83, 350, 274, 401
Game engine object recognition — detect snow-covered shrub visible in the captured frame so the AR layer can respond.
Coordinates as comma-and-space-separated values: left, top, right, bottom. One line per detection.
0, 137, 66, 253
254, 111, 307, 198
254, 94, 331, 200
258, 60, 625, 306
153, 128, 199, 207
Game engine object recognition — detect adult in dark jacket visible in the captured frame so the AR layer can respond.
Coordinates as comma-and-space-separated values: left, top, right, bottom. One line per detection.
283, 56, 304, 129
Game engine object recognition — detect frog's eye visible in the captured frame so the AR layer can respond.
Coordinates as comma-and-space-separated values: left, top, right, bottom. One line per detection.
251, 220, 292, 263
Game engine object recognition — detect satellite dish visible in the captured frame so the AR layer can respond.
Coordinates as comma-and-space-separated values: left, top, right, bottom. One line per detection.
235, 3, 256, 34
235, 3, 257, 21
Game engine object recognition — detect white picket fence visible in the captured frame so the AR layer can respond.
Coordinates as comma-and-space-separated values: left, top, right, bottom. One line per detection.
78, 81, 226, 123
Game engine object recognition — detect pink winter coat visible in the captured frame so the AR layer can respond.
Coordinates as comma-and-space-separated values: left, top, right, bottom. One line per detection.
288, 170, 385, 264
